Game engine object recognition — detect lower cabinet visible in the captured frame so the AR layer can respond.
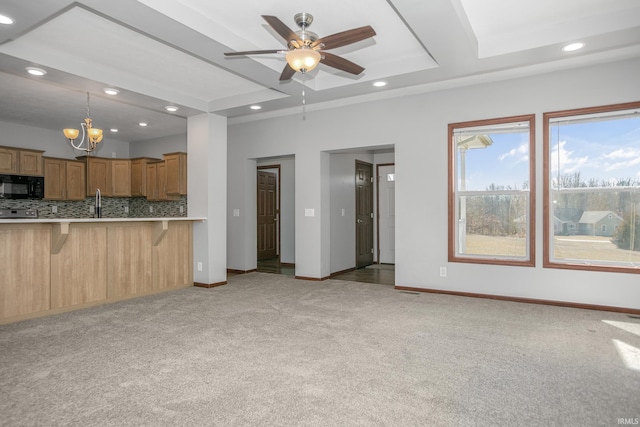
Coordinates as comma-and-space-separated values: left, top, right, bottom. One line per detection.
0, 220, 194, 323
0, 225, 50, 318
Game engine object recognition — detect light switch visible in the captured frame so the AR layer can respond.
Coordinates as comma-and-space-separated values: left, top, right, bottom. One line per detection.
341, 208, 345, 217
305, 208, 315, 217
233, 209, 240, 217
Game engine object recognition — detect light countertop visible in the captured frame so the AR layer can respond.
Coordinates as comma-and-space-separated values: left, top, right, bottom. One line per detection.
0, 217, 207, 224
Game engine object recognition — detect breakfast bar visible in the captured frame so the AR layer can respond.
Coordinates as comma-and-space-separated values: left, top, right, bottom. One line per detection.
0, 217, 205, 324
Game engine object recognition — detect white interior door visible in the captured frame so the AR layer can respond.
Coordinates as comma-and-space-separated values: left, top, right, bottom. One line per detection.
378, 164, 395, 264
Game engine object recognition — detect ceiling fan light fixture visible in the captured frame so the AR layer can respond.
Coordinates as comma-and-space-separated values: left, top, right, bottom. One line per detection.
286, 47, 321, 73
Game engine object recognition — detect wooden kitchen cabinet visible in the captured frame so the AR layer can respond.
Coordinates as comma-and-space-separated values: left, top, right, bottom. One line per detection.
44, 157, 86, 201
147, 161, 174, 201
164, 152, 187, 196
130, 157, 159, 197
111, 159, 131, 197
82, 156, 112, 196
0, 147, 18, 173
0, 147, 43, 175
18, 149, 44, 176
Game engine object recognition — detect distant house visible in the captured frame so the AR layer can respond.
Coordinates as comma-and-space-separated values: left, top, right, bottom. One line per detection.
578, 211, 624, 237
553, 207, 582, 235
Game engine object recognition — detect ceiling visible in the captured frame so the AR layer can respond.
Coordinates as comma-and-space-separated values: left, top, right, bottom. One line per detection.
0, 0, 639, 143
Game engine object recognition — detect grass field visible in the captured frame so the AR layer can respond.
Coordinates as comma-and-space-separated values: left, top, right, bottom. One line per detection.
464, 234, 640, 263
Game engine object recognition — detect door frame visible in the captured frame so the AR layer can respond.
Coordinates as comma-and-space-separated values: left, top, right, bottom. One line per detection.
376, 162, 395, 264
257, 164, 281, 260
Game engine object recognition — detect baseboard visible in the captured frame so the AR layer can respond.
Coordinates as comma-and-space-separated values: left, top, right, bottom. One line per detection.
295, 275, 331, 281
280, 262, 295, 267
226, 268, 258, 274
330, 267, 356, 277
394, 286, 640, 315
194, 281, 227, 289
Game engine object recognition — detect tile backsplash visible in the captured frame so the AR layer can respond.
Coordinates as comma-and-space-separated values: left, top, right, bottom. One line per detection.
0, 196, 187, 219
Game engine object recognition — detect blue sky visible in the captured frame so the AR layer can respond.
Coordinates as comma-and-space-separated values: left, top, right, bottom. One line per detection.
460, 116, 640, 191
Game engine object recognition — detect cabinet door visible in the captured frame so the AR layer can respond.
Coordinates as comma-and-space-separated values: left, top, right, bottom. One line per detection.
164, 153, 187, 195
157, 162, 168, 201
66, 161, 86, 201
111, 159, 131, 197
86, 157, 111, 196
0, 147, 18, 174
146, 163, 158, 201
19, 151, 43, 176
44, 158, 65, 200
131, 159, 146, 197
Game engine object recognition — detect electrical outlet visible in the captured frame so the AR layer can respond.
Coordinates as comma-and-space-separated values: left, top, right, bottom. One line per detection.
124, 206, 129, 214
51, 205, 58, 214
197, 262, 203, 271
149, 206, 153, 213
439, 267, 447, 277
179, 206, 184, 213
90, 206, 95, 214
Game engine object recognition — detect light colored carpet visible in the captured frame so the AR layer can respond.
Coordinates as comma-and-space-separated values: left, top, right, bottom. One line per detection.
1, 272, 639, 426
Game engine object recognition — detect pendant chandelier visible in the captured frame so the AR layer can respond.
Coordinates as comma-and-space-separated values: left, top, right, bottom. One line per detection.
63, 91, 104, 153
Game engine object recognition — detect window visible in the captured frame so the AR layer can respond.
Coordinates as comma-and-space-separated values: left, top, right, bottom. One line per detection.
544, 101, 640, 273
449, 115, 535, 266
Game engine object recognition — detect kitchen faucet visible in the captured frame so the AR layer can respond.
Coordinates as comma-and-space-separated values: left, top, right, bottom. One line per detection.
95, 188, 102, 218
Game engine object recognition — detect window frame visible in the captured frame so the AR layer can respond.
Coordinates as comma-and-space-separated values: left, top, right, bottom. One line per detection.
448, 114, 536, 267
543, 101, 640, 274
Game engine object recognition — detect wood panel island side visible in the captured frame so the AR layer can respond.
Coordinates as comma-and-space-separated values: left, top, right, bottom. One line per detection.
0, 217, 205, 324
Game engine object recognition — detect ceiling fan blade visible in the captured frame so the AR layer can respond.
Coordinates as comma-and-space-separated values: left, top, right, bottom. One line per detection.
279, 64, 296, 81
262, 15, 300, 45
224, 49, 283, 56
319, 52, 364, 75
311, 26, 376, 50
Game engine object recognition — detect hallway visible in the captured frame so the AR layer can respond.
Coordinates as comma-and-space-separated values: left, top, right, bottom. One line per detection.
256, 258, 395, 286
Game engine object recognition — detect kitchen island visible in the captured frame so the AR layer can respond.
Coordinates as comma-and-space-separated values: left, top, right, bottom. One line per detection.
0, 217, 205, 324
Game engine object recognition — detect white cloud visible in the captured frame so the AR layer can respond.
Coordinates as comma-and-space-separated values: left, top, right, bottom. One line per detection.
551, 140, 589, 174
498, 142, 528, 163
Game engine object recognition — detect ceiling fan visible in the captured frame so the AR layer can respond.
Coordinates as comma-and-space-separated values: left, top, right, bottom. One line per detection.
224, 13, 376, 81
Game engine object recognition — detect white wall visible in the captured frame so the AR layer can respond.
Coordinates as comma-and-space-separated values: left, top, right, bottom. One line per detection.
129, 134, 186, 159
228, 57, 640, 309
0, 121, 130, 159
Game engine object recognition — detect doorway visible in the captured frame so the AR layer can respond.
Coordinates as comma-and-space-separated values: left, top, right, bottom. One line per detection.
257, 167, 279, 261
355, 160, 374, 268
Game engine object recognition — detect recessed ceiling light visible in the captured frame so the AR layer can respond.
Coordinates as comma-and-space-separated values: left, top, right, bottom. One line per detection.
104, 88, 119, 95
562, 42, 584, 52
165, 106, 179, 112
25, 67, 46, 76
250, 105, 262, 110
373, 81, 387, 87
110, 128, 118, 133
0, 14, 14, 25
139, 122, 148, 127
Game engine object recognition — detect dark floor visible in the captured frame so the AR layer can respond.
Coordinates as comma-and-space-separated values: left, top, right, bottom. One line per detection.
254, 258, 395, 286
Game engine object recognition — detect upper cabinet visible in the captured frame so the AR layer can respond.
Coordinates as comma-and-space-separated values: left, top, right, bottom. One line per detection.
0, 147, 43, 175
131, 157, 160, 197
164, 152, 187, 196
79, 156, 131, 197
111, 159, 131, 197
44, 157, 86, 201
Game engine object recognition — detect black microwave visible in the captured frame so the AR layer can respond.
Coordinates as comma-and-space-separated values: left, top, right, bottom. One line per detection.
0, 174, 44, 199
